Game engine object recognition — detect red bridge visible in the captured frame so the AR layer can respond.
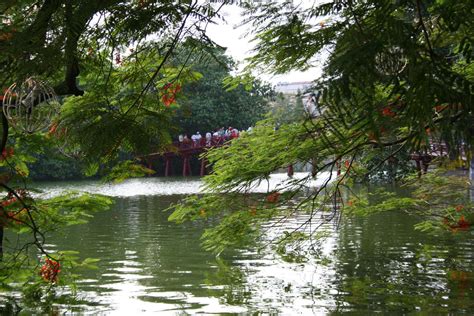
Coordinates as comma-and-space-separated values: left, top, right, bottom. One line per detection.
139, 139, 225, 177
139, 137, 296, 177
140, 137, 465, 178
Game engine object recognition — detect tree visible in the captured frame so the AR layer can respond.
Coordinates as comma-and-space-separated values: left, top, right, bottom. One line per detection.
0, 0, 220, 93
170, 0, 474, 253
269, 91, 307, 125
173, 47, 272, 135
0, 0, 472, 306
0, 0, 227, 305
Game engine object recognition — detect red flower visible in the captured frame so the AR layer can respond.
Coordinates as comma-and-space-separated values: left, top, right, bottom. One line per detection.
40, 258, 61, 283
0, 147, 14, 160
161, 83, 181, 107
1, 197, 17, 207
48, 122, 58, 135
161, 95, 176, 107
435, 105, 447, 112
455, 205, 464, 212
6, 209, 25, 224
266, 192, 280, 203
457, 215, 470, 229
381, 107, 396, 117
446, 215, 471, 232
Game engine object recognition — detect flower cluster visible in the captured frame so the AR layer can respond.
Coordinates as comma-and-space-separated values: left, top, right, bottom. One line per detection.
443, 205, 471, 232
40, 258, 61, 283
161, 83, 181, 107
2, 208, 27, 225
1, 196, 17, 207
0, 190, 29, 225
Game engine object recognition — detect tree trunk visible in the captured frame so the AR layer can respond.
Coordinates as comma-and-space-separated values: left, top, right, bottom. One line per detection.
0, 225, 3, 260
470, 155, 474, 202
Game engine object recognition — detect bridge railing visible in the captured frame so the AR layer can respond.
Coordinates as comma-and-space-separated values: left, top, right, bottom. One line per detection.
177, 135, 237, 150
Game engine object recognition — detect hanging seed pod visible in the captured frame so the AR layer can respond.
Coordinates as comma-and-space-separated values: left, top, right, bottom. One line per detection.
2, 77, 60, 133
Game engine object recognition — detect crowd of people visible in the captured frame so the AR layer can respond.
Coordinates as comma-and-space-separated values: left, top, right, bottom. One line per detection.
177, 126, 252, 148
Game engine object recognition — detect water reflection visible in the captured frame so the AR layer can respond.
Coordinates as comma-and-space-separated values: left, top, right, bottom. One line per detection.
20, 177, 474, 313
53, 195, 247, 313
34, 171, 336, 198
331, 212, 474, 313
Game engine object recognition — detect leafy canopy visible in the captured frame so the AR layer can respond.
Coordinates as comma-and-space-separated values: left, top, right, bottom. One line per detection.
0, 0, 232, 305
170, 0, 474, 253
172, 46, 272, 135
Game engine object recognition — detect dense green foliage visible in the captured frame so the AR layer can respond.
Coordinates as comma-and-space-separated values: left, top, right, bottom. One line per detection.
1, 0, 226, 164
58, 44, 200, 165
1, 0, 473, 309
170, 0, 474, 253
28, 155, 84, 181
0, 0, 231, 307
0, 190, 112, 295
173, 48, 272, 134
347, 170, 474, 233
270, 92, 306, 125
26, 143, 85, 181
0, 0, 219, 93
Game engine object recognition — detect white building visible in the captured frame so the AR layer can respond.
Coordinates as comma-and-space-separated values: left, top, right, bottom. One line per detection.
274, 81, 313, 94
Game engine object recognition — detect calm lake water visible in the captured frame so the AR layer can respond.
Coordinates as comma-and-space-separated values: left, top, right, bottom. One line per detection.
11, 175, 474, 313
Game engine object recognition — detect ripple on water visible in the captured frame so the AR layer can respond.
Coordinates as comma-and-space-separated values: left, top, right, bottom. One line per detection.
34, 172, 336, 198
19, 178, 474, 314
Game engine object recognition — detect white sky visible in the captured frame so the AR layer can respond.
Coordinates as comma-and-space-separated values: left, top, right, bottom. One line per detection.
205, 4, 322, 85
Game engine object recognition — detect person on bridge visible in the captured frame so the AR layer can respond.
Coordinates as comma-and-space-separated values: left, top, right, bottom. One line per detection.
230, 128, 239, 139
196, 132, 202, 147
218, 127, 225, 137
205, 132, 212, 146
191, 132, 200, 147
212, 131, 219, 145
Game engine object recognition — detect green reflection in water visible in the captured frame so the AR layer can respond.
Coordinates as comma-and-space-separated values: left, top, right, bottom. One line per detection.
332, 211, 474, 314
49, 194, 253, 314
8, 179, 474, 314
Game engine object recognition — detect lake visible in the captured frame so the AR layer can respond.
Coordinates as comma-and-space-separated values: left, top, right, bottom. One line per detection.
7, 174, 474, 314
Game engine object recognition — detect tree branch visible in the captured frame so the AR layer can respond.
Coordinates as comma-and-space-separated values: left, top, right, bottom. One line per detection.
415, 0, 436, 62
